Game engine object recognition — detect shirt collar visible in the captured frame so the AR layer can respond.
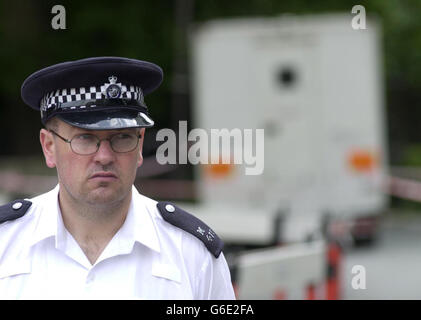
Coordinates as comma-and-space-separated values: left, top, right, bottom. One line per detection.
29, 184, 60, 248
119, 185, 161, 253
29, 184, 161, 254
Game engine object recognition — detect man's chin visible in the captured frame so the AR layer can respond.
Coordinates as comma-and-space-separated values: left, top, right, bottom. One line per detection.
85, 184, 126, 205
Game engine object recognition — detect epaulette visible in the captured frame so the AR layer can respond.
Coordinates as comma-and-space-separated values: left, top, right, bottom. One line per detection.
157, 202, 224, 258
0, 199, 32, 224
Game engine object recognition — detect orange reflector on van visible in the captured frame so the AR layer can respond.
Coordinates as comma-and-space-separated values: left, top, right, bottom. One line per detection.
348, 149, 378, 173
204, 157, 235, 178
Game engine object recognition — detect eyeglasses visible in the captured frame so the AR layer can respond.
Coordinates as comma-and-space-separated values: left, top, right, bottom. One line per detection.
49, 129, 142, 155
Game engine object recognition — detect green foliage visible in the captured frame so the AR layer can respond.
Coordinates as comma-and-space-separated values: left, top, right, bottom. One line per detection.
391, 196, 421, 212
402, 144, 421, 166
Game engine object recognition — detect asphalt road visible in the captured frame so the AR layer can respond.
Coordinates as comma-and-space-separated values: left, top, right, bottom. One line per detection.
342, 212, 421, 300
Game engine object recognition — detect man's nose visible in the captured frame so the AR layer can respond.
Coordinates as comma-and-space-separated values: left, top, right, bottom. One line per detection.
92, 139, 115, 165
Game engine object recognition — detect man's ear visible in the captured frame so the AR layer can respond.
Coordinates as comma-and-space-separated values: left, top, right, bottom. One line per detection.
137, 128, 145, 168
40, 129, 57, 168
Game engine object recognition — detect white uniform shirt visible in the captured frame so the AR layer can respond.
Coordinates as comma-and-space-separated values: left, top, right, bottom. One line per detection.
0, 185, 235, 299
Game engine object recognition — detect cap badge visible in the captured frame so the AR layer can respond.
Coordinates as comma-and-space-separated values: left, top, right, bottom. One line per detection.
104, 75, 122, 99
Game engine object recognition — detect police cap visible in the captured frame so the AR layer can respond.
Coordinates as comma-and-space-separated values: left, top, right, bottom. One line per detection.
21, 56, 163, 130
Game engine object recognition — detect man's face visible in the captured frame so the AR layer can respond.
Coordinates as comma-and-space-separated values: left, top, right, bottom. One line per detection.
40, 119, 145, 208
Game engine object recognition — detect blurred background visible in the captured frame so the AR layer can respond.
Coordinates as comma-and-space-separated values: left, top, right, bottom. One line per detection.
2, 0, 421, 299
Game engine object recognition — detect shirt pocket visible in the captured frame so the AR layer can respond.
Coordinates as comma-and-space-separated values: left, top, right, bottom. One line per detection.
0, 262, 31, 279
0, 262, 32, 299
151, 263, 181, 283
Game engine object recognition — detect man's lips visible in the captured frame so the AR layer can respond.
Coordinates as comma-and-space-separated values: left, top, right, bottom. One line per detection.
89, 172, 118, 180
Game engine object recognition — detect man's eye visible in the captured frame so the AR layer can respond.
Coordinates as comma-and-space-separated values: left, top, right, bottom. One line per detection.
115, 133, 133, 140
75, 134, 96, 142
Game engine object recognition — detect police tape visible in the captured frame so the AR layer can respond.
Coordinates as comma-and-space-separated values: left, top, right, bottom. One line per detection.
386, 176, 421, 202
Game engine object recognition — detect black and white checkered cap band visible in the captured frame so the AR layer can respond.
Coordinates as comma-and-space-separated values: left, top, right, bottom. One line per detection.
40, 83, 145, 112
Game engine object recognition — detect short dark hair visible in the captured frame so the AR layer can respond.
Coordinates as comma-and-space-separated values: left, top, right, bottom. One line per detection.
44, 117, 60, 131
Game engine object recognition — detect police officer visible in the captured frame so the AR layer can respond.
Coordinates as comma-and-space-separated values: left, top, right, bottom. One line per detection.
0, 57, 235, 299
